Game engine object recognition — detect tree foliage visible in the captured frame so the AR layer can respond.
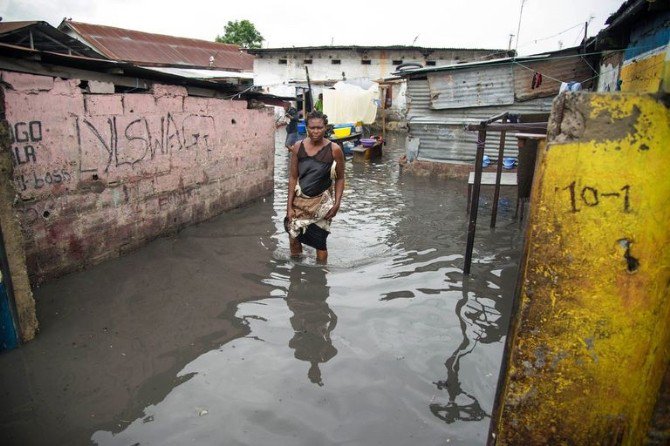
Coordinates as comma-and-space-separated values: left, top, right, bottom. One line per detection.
215, 20, 264, 49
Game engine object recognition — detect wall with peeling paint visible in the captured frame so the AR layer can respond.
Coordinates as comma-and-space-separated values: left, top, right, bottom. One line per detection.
490, 93, 670, 445
1, 71, 275, 283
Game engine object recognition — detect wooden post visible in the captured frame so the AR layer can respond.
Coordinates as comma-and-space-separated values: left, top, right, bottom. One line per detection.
490, 116, 508, 228
381, 86, 387, 142
464, 124, 487, 275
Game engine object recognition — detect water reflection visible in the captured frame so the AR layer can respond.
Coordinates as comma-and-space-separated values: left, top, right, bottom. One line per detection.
286, 265, 338, 386
430, 277, 506, 424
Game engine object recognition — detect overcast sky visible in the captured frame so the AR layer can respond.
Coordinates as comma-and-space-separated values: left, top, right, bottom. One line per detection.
3, 0, 624, 55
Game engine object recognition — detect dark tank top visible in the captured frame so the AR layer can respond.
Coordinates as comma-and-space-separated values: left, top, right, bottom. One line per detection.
297, 141, 334, 197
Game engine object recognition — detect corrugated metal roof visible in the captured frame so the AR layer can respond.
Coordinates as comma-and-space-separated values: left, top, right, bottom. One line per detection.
0, 21, 106, 58
394, 55, 540, 77
427, 64, 514, 109
59, 20, 254, 71
392, 46, 597, 77
0, 21, 40, 34
141, 66, 255, 79
406, 79, 553, 163
604, 0, 648, 26
0, 42, 241, 95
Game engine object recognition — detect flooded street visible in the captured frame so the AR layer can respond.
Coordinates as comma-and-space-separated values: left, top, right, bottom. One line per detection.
0, 130, 524, 445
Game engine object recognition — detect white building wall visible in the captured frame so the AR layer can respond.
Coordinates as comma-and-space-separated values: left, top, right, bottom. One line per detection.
253, 47, 506, 120
253, 48, 505, 86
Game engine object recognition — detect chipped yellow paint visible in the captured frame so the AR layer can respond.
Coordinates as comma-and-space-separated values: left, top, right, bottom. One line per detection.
492, 94, 670, 445
620, 51, 665, 93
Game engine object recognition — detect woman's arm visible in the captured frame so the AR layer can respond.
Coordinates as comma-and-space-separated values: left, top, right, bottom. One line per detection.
287, 144, 300, 218
324, 144, 345, 220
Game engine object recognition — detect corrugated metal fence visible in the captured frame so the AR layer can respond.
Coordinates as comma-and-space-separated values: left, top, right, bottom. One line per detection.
406, 79, 554, 163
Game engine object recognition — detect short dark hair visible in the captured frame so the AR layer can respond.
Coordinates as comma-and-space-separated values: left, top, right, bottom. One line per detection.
306, 110, 328, 125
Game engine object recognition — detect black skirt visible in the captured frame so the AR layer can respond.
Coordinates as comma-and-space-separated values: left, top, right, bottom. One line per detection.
297, 223, 330, 251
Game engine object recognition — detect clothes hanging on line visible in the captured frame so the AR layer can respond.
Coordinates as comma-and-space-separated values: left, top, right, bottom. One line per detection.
531, 72, 543, 89
559, 81, 583, 93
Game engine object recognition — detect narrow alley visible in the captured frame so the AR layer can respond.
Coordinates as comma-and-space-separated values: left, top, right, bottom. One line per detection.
0, 131, 524, 445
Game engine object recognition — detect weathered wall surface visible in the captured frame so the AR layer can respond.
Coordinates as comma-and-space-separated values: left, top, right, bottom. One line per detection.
1, 71, 275, 283
597, 51, 623, 92
491, 93, 670, 445
0, 124, 37, 341
253, 48, 504, 86
620, 11, 670, 94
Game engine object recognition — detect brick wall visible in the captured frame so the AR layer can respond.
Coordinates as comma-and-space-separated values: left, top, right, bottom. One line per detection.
1, 71, 275, 283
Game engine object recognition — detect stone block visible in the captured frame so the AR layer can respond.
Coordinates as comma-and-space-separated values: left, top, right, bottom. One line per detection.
85, 94, 123, 116
151, 83, 187, 98
123, 94, 157, 115
1, 71, 54, 92
88, 80, 115, 94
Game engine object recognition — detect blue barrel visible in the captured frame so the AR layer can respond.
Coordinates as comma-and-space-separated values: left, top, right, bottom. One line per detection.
0, 281, 19, 352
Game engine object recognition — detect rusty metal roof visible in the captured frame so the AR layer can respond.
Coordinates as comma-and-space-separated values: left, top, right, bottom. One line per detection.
0, 21, 40, 34
0, 21, 106, 58
0, 41, 245, 95
59, 20, 254, 71
392, 46, 593, 77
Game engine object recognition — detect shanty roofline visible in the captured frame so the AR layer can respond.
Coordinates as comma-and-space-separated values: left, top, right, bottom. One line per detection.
59, 20, 254, 71
0, 21, 41, 34
605, 0, 648, 27
603, 0, 668, 31
0, 21, 106, 59
0, 42, 244, 95
141, 66, 255, 80
392, 46, 587, 77
247, 45, 509, 54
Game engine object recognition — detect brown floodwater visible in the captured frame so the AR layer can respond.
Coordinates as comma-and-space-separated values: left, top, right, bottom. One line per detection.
0, 130, 523, 445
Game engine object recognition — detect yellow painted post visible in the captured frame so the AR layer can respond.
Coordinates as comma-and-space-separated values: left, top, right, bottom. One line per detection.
490, 93, 670, 445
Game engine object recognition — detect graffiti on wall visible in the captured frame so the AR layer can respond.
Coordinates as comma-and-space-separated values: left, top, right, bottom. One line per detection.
9, 121, 42, 165
8, 120, 74, 192
16, 196, 61, 226
157, 187, 196, 210
10, 112, 218, 194
77, 113, 216, 174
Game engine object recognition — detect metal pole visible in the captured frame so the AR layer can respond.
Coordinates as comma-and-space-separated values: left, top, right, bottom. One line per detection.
491, 116, 508, 228
464, 124, 487, 275
305, 66, 313, 112
382, 86, 387, 142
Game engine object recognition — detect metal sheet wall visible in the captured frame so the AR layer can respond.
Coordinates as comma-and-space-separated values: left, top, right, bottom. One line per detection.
513, 55, 595, 101
407, 79, 554, 162
427, 64, 515, 109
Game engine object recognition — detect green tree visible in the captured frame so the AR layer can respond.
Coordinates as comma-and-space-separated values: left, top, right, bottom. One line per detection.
215, 20, 264, 49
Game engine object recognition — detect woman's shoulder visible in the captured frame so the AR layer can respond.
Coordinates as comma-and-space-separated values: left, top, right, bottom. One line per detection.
328, 140, 343, 153
294, 139, 308, 156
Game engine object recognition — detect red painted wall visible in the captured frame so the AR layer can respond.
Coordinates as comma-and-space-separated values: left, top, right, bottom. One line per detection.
1, 71, 275, 283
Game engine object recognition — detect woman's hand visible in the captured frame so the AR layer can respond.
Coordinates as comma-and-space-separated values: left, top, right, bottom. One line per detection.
324, 203, 340, 220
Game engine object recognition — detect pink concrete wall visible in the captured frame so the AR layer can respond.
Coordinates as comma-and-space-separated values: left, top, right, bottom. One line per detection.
1, 71, 275, 283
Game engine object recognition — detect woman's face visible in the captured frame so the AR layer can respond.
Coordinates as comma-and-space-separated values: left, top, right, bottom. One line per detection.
307, 118, 326, 141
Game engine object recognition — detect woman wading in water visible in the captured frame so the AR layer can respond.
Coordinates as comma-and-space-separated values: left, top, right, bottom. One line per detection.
285, 111, 345, 263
